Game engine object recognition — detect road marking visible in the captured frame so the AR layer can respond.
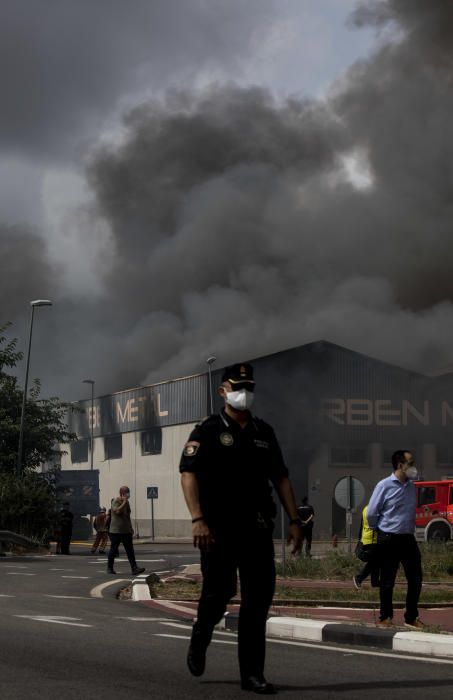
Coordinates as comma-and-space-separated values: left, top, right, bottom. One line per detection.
45, 595, 94, 600
4, 564, 28, 568
154, 634, 235, 645
0, 594, 15, 598
61, 576, 90, 579
6, 572, 36, 576
15, 615, 93, 628
90, 579, 128, 598
116, 617, 179, 622
149, 600, 196, 616
267, 638, 453, 666
51, 568, 75, 571
150, 628, 453, 666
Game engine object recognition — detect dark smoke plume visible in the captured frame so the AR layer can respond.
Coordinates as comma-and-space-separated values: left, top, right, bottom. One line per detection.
6, 0, 453, 397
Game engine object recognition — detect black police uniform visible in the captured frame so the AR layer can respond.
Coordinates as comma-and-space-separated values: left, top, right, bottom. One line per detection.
179, 406, 288, 680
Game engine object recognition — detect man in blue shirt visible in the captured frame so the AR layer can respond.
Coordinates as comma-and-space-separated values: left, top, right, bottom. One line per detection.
367, 450, 424, 629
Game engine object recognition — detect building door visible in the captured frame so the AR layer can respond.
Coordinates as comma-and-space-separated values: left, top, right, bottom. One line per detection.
56, 470, 99, 539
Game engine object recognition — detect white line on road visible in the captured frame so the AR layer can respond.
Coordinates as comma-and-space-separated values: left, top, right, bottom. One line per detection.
90, 579, 129, 598
116, 617, 179, 622
6, 572, 36, 576
154, 634, 235, 645
15, 615, 93, 628
0, 594, 15, 597
45, 595, 94, 600
51, 568, 75, 571
61, 576, 91, 579
152, 628, 453, 667
3, 564, 28, 568
149, 600, 196, 616
267, 637, 453, 666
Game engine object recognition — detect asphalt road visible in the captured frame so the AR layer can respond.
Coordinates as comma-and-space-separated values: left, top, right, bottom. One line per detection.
2, 544, 453, 700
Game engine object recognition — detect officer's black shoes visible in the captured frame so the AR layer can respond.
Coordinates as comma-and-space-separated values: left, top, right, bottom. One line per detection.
241, 676, 276, 694
187, 642, 206, 677
132, 566, 145, 575
107, 567, 116, 574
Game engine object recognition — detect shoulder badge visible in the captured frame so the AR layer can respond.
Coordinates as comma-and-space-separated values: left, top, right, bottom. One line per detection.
220, 432, 234, 447
184, 441, 200, 457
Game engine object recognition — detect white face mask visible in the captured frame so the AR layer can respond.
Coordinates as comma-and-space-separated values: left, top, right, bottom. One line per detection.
405, 466, 418, 480
225, 388, 254, 411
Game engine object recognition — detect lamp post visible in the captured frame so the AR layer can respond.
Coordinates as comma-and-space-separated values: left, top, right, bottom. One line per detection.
82, 379, 95, 471
206, 356, 217, 414
16, 299, 53, 476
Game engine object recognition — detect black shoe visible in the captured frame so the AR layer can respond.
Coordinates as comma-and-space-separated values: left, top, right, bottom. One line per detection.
241, 676, 276, 694
187, 643, 206, 677
107, 567, 116, 574
132, 566, 145, 575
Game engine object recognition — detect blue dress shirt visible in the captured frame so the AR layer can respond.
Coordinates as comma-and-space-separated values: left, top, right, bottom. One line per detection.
367, 473, 416, 534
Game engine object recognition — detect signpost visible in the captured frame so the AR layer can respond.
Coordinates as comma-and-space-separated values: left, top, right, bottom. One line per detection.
146, 486, 159, 541
334, 476, 365, 552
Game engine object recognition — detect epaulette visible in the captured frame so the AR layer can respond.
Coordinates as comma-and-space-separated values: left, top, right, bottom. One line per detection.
195, 414, 216, 427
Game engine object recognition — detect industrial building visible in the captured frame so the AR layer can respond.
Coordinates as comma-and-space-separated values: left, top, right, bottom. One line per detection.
57, 340, 453, 539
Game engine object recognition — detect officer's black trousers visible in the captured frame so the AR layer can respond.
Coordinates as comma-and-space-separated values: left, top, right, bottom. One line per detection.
192, 527, 275, 679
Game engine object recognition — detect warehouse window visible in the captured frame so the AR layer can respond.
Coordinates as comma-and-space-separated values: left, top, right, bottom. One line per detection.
383, 448, 394, 467
329, 447, 367, 467
70, 438, 89, 464
438, 446, 453, 466
104, 434, 122, 460
141, 428, 162, 455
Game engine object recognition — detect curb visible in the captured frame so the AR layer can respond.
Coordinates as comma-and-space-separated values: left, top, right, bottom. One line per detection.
220, 613, 453, 658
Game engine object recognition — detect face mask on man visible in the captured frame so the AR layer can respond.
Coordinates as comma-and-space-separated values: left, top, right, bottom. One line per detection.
405, 466, 418, 480
225, 388, 254, 411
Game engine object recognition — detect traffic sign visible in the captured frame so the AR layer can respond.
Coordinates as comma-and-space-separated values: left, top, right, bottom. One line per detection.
334, 476, 365, 511
147, 486, 159, 499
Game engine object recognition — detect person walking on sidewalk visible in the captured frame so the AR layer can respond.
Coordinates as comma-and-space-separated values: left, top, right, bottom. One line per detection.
297, 496, 314, 557
367, 450, 424, 629
107, 486, 145, 576
353, 504, 379, 589
180, 362, 302, 695
91, 507, 109, 555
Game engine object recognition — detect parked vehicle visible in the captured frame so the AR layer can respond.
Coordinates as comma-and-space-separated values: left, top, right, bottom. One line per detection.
415, 479, 453, 542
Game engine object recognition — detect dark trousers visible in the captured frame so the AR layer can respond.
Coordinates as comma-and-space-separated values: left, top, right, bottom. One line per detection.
356, 555, 380, 587
60, 530, 72, 555
300, 526, 313, 556
377, 533, 422, 623
192, 528, 275, 680
107, 533, 137, 570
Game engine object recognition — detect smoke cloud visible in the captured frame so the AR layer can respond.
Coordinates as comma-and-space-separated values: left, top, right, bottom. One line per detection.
4, 0, 453, 397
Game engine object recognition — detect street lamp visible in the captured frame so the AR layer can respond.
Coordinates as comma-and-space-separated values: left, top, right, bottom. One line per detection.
16, 299, 53, 476
82, 379, 95, 471
206, 356, 217, 414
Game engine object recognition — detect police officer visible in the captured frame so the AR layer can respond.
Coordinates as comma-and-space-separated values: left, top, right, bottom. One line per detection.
180, 363, 302, 695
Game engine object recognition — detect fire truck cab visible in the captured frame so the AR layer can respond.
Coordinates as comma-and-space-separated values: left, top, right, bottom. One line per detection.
415, 479, 453, 542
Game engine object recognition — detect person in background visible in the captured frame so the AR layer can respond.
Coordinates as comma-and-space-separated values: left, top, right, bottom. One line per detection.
107, 486, 145, 576
367, 450, 424, 629
353, 504, 379, 589
91, 507, 109, 555
59, 502, 74, 555
297, 496, 314, 557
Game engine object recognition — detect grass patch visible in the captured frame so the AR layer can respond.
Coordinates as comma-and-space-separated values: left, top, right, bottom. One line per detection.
276, 544, 453, 582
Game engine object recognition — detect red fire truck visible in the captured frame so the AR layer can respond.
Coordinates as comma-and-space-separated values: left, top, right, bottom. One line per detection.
415, 479, 453, 542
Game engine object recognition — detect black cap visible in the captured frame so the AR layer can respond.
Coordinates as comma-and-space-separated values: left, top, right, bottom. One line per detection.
221, 363, 255, 385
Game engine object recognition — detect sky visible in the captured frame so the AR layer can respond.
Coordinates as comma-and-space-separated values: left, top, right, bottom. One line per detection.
2, 0, 453, 400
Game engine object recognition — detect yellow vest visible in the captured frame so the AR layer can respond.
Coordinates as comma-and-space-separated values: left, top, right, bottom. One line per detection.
361, 505, 378, 545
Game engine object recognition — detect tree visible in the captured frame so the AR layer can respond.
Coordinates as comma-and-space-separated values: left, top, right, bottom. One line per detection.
0, 323, 75, 474
0, 324, 76, 540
